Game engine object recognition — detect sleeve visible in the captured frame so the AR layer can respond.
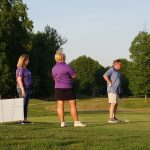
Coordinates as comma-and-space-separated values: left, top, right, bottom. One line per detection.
51, 67, 55, 80
16, 67, 24, 78
103, 68, 113, 77
67, 65, 76, 76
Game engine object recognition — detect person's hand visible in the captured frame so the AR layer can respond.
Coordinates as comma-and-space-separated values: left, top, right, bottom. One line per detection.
22, 89, 26, 97
108, 81, 112, 87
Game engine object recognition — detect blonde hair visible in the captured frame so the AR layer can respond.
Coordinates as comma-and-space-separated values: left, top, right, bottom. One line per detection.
55, 49, 66, 62
17, 54, 29, 67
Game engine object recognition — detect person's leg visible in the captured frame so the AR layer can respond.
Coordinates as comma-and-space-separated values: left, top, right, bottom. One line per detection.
113, 93, 119, 119
68, 99, 86, 127
16, 88, 24, 124
113, 103, 118, 118
57, 100, 65, 122
24, 88, 30, 121
68, 100, 78, 122
109, 103, 116, 119
108, 93, 119, 118
108, 93, 119, 123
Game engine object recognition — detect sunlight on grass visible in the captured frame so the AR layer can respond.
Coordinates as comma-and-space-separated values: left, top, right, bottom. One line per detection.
1, 98, 150, 150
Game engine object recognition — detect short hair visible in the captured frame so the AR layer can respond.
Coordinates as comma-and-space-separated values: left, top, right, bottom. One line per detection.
113, 59, 122, 65
55, 49, 66, 62
17, 54, 29, 67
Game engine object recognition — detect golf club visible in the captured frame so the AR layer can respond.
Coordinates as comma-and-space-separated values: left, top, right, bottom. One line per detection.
122, 99, 130, 123
120, 95, 130, 123
123, 107, 130, 122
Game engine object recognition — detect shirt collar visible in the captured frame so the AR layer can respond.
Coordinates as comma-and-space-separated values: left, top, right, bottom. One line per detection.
112, 67, 118, 71
57, 61, 65, 64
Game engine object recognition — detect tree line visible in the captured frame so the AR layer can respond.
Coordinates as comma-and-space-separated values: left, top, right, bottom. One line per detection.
0, 0, 150, 100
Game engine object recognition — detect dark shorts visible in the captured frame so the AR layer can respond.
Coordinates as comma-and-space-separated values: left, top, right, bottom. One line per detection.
54, 88, 76, 101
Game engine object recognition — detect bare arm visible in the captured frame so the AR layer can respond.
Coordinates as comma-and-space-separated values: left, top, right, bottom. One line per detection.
17, 77, 25, 97
103, 75, 112, 85
71, 73, 77, 79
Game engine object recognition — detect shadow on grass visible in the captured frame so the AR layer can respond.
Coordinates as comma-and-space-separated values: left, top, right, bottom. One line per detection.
127, 120, 150, 123
1, 119, 150, 129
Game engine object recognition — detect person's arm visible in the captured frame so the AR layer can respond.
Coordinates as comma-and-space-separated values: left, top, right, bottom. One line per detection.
17, 76, 26, 97
103, 68, 112, 86
51, 67, 56, 80
68, 65, 77, 79
103, 75, 112, 86
71, 73, 77, 79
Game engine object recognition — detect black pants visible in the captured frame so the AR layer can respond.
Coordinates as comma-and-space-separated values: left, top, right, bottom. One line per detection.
17, 88, 31, 119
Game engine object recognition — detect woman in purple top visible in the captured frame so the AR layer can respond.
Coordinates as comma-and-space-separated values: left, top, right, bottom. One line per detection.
52, 50, 86, 127
16, 54, 32, 124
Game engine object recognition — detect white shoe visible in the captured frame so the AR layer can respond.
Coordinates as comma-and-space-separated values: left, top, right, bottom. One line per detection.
74, 121, 86, 127
108, 118, 118, 124
61, 122, 66, 127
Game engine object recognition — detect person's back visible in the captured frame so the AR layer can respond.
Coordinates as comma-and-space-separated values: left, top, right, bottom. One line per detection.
52, 62, 75, 89
52, 49, 86, 127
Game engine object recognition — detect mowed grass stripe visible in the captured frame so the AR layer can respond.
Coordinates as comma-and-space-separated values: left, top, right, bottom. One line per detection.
0, 98, 150, 150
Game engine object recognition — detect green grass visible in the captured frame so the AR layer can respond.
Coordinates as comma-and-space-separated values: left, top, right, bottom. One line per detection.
1, 98, 150, 150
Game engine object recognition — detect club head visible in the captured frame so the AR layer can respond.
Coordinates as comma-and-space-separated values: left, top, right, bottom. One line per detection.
124, 119, 130, 123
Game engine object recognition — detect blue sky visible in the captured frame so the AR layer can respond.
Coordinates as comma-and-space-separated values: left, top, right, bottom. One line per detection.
23, 0, 150, 66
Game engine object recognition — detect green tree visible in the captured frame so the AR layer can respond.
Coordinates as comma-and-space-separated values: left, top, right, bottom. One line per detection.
119, 59, 131, 96
30, 26, 67, 98
70, 55, 104, 96
0, 0, 33, 97
129, 31, 150, 102
0, 43, 12, 97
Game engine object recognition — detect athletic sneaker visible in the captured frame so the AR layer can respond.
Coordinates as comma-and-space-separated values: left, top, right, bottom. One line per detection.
74, 121, 86, 127
16, 121, 24, 124
61, 122, 66, 127
108, 118, 118, 123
